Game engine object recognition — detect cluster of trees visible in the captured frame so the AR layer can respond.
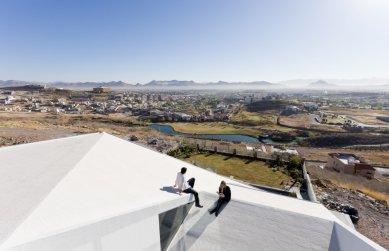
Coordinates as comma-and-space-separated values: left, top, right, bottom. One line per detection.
269, 153, 304, 183
303, 133, 389, 147
247, 100, 294, 112
167, 144, 198, 158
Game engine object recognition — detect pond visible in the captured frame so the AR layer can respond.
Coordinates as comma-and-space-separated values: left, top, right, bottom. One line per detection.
149, 124, 261, 143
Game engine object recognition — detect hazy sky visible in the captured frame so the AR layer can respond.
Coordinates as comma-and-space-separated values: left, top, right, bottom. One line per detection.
1, 0, 389, 83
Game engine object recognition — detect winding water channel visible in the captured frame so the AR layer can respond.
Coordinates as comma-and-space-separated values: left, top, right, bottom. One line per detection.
149, 124, 265, 143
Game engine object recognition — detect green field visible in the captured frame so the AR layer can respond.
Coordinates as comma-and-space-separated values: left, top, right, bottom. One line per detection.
165, 122, 259, 136
231, 109, 297, 132
230, 110, 274, 126
180, 153, 292, 188
323, 117, 346, 124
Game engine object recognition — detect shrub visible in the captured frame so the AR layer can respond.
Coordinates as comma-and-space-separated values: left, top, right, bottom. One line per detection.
167, 144, 197, 158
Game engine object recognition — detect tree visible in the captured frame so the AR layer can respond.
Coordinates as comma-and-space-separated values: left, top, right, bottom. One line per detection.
287, 156, 304, 183
287, 155, 302, 172
269, 152, 290, 168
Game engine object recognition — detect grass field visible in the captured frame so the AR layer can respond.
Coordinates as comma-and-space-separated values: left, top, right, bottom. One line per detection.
180, 153, 292, 188
279, 114, 311, 128
323, 116, 346, 124
230, 109, 274, 126
349, 115, 389, 125
230, 109, 295, 133
327, 108, 389, 117
278, 114, 345, 132
164, 122, 260, 136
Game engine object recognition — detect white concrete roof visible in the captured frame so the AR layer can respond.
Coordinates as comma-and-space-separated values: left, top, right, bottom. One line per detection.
0, 133, 385, 250
168, 192, 386, 251
169, 193, 334, 251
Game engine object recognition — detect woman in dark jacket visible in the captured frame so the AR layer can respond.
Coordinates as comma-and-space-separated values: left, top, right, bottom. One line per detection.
209, 180, 231, 216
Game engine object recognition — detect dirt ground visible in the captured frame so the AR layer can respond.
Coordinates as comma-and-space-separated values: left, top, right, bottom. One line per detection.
0, 113, 182, 153
326, 108, 389, 117
326, 108, 389, 125
278, 114, 311, 128
278, 114, 345, 132
314, 183, 389, 249
297, 146, 389, 166
0, 127, 76, 146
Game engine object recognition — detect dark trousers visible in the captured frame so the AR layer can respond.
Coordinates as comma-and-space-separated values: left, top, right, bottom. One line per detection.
183, 178, 200, 206
211, 198, 227, 214
187, 177, 195, 188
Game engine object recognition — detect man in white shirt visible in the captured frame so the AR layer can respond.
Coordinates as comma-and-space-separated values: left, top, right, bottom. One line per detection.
174, 167, 203, 208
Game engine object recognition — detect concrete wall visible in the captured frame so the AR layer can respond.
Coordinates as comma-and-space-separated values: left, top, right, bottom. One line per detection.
342, 164, 355, 175
326, 156, 355, 175
2, 214, 161, 251
355, 169, 375, 179
302, 162, 317, 202
325, 156, 337, 170
332, 222, 386, 251
1, 195, 196, 251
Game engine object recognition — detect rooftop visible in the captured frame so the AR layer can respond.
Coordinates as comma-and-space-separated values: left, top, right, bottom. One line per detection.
329, 153, 361, 165
169, 193, 334, 251
0, 133, 385, 251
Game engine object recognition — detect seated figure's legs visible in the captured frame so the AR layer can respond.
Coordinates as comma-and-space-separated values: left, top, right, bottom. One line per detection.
214, 198, 225, 213
210, 198, 225, 214
183, 187, 200, 206
187, 177, 195, 188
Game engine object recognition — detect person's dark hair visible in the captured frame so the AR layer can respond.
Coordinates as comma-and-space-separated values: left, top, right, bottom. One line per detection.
181, 167, 187, 174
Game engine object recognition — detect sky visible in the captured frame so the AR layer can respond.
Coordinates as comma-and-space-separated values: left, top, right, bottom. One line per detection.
1, 0, 389, 84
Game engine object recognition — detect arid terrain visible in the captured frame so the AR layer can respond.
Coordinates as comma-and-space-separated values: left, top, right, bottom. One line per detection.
298, 147, 389, 166
314, 182, 389, 249
0, 112, 180, 152
307, 163, 389, 249
326, 108, 389, 125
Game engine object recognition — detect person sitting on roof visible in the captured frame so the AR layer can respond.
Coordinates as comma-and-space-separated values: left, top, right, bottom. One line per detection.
174, 167, 203, 208
209, 180, 231, 216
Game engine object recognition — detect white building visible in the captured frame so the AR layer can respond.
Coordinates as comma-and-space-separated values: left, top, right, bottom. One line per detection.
0, 133, 385, 251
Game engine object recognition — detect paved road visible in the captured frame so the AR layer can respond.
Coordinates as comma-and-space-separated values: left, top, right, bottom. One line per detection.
308, 114, 342, 128
308, 114, 321, 125
308, 113, 389, 129
342, 115, 389, 128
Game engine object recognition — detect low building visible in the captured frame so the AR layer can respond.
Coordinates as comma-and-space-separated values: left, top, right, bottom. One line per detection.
285, 105, 300, 112
355, 163, 376, 179
93, 86, 112, 93
304, 103, 319, 111
325, 153, 376, 178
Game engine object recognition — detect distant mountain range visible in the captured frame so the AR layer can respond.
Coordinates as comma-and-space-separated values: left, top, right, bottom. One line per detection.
280, 78, 389, 87
308, 80, 336, 87
0, 78, 388, 90
50, 81, 128, 88
144, 80, 277, 87
0, 80, 128, 88
0, 79, 279, 89
144, 80, 197, 86
0, 80, 41, 87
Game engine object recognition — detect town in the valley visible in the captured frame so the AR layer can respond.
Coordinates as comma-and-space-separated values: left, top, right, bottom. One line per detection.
0, 81, 388, 248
